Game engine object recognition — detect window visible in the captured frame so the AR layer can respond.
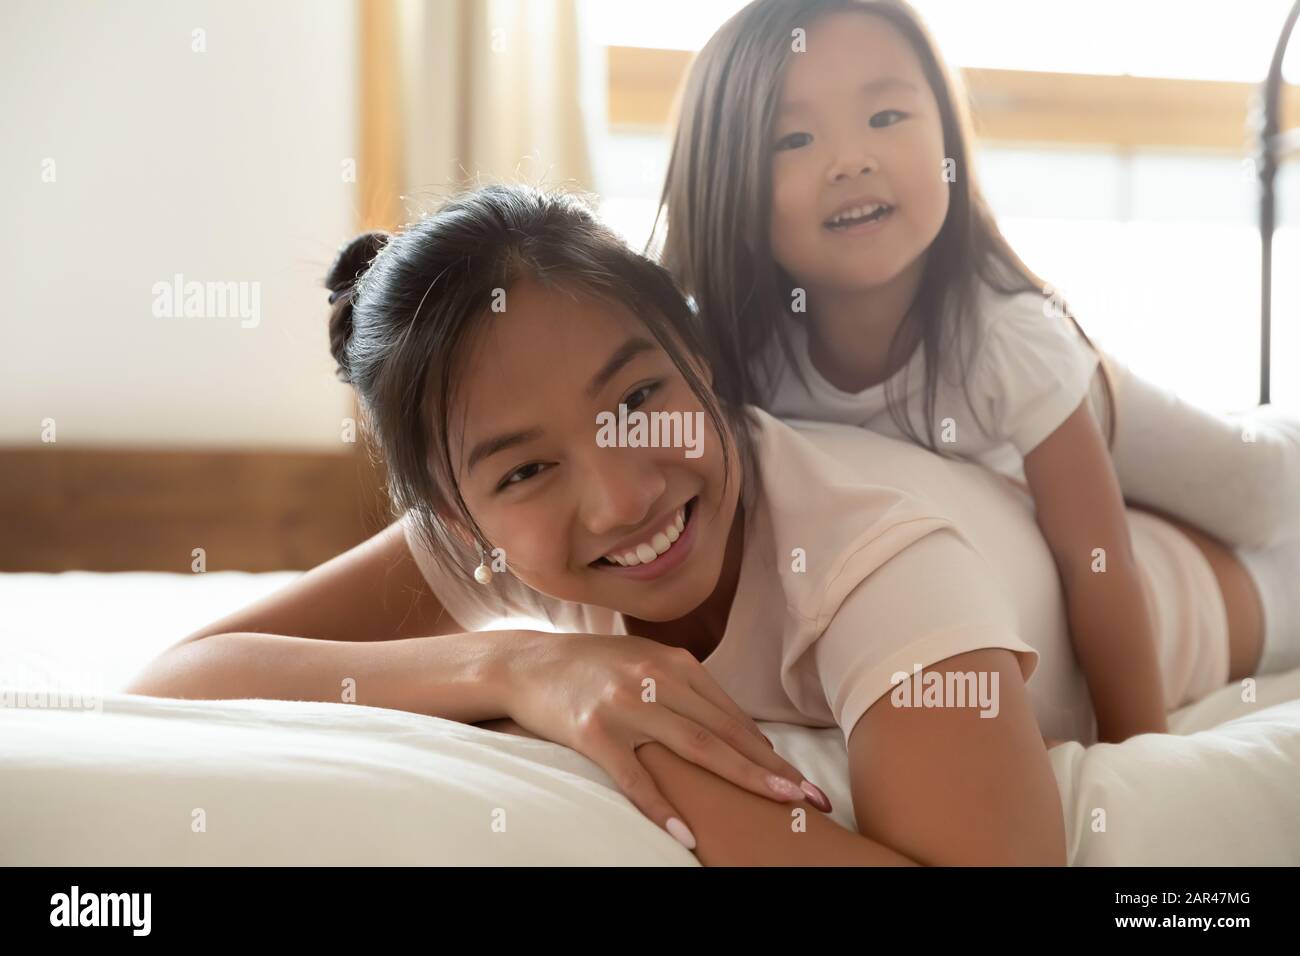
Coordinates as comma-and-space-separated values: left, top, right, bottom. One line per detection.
583, 0, 1300, 410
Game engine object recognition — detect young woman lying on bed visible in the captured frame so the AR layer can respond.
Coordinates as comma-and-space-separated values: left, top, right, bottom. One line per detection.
126, 185, 1271, 866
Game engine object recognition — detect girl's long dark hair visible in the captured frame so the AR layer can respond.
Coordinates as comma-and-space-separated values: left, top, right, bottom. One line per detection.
653, 0, 1115, 455
326, 183, 756, 603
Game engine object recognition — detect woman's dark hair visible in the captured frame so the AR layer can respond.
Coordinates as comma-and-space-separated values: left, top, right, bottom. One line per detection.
326, 183, 756, 602
654, 0, 1116, 455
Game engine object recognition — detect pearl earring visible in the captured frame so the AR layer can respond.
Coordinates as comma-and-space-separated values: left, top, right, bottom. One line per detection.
473, 543, 494, 585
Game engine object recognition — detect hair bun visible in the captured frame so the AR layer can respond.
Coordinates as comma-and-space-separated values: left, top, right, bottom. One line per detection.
325, 231, 390, 383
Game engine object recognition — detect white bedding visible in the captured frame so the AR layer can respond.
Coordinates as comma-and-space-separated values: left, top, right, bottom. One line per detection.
3, 571, 1299, 865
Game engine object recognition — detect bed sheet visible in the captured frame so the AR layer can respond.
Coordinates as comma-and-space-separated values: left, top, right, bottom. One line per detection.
2, 571, 1298, 865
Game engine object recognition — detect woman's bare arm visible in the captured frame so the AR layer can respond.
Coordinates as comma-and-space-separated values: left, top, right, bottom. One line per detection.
124, 629, 519, 724
843, 647, 1067, 865
124, 519, 517, 723
636, 741, 918, 865
633, 648, 1066, 866
162, 519, 464, 648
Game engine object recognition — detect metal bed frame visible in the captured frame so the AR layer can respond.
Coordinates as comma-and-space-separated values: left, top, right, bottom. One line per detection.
1257, 0, 1300, 404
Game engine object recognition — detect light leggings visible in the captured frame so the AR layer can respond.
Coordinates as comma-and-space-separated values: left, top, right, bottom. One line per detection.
1098, 353, 1300, 552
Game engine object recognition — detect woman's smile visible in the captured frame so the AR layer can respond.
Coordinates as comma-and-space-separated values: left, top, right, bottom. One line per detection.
450, 274, 743, 624
589, 495, 701, 581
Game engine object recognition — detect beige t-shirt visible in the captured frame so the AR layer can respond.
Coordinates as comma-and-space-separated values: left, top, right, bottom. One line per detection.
403, 407, 1227, 747
757, 278, 1106, 483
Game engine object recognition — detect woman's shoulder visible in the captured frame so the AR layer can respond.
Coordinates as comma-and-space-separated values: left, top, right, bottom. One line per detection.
742, 411, 1038, 737
744, 408, 966, 608
748, 405, 980, 503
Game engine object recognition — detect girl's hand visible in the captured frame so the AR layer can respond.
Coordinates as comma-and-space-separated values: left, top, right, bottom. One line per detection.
500, 631, 832, 845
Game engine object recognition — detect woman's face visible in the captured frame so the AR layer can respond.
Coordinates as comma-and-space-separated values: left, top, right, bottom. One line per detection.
768, 11, 950, 294
446, 276, 741, 623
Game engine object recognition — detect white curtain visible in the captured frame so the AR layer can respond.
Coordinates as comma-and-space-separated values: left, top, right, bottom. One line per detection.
395, 0, 593, 206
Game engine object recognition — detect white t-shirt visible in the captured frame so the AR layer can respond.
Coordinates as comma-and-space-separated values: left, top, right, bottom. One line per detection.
406, 407, 1136, 747
756, 278, 1107, 482
403, 408, 1227, 747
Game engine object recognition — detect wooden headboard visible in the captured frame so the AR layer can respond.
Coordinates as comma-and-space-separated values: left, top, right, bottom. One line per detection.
0, 444, 391, 572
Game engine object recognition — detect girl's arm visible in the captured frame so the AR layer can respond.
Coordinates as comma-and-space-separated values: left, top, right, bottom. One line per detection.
636, 647, 1065, 865
1022, 399, 1169, 743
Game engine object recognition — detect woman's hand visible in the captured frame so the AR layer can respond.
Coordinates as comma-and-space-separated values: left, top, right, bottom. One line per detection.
498, 630, 832, 847
476, 716, 544, 739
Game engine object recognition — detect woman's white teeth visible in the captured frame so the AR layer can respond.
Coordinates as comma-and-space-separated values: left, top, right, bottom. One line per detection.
606, 505, 687, 567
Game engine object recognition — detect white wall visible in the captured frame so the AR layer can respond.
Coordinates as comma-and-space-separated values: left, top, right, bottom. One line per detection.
0, 0, 358, 449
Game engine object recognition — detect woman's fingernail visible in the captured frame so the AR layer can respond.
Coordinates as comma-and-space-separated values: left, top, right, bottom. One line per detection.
666, 817, 696, 850
800, 780, 832, 812
766, 774, 805, 801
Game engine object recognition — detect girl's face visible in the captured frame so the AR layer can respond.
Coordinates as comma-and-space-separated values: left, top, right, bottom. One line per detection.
445, 276, 742, 623
768, 11, 949, 294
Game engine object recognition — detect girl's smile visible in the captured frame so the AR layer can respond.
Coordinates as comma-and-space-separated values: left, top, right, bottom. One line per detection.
824, 195, 896, 230
768, 11, 949, 293
823, 200, 897, 237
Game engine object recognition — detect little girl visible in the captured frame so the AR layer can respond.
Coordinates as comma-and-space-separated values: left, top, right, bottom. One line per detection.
655, 0, 1300, 742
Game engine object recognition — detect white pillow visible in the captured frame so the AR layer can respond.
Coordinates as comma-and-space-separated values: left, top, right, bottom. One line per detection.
3, 667, 1299, 865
